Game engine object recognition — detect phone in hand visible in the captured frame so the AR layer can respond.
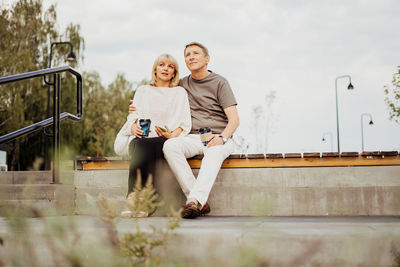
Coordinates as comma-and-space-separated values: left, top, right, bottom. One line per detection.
157, 126, 167, 132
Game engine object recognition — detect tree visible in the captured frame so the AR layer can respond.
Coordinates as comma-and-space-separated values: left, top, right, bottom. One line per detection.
0, 0, 144, 170
384, 66, 400, 123
250, 90, 277, 153
0, 0, 84, 170
62, 72, 137, 158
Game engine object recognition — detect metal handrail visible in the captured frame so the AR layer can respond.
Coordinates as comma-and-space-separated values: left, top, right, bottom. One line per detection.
0, 66, 82, 118
0, 66, 83, 183
0, 112, 80, 144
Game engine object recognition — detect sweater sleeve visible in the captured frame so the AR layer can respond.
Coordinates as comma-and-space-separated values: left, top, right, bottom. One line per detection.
113, 87, 142, 156
121, 86, 143, 136
177, 88, 192, 136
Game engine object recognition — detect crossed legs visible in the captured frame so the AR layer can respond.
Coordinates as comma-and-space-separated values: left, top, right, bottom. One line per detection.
163, 134, 234, 217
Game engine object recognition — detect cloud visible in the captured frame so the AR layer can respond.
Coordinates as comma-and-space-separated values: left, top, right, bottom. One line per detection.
9, 0, 400, 152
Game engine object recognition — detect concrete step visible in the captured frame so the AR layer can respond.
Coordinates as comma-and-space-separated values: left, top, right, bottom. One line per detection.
0, 184, 74, 216
0, 184, 59, 200
0, 171, 53, 184
0, 216, 398, 266
0, 199, 74, 216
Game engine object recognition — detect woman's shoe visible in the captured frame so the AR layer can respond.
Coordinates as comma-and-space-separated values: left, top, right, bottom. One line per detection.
121, 192, 149, 218
120, 210, 133, 218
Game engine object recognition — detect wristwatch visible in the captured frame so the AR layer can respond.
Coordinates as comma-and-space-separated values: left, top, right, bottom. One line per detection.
219, 135, 228, 144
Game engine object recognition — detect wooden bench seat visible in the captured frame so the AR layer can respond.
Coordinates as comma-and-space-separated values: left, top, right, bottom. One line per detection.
75, 151, 400, 170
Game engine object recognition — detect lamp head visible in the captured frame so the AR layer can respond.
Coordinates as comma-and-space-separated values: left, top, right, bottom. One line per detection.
369, 120, 374, 125
347, 83, 354, 90
322, 138, 325, 141
67, 51, 76, 62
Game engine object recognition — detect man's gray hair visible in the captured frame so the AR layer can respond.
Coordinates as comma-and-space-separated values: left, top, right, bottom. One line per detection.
184, 42, 209, 57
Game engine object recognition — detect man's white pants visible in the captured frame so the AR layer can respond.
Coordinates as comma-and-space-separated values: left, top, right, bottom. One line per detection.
163, 134, 234, 206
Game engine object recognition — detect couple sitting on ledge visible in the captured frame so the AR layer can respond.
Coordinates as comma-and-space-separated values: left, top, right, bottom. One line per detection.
114, 42, 239, 219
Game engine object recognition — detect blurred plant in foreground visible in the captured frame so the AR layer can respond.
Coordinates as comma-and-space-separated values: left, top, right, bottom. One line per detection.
0, 173, 181, 267
97, 173, 181, 266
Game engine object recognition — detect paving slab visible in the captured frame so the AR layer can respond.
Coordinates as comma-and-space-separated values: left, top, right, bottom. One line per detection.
0, 216, 398, 266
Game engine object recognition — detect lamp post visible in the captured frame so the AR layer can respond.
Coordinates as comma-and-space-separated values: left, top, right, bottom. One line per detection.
322, 132, 333, 152
44, 41, 76, 170
335, 75, 354, 154
361, 113, 374, 152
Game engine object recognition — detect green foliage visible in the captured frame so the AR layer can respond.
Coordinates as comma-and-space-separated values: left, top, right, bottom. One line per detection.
392, 243, 400, 267
72, 72, 135, 157
384, 66, 400, 123
97, 174, 182, 267
0, 0, 142, 170
0, 0, 84, 170
131, 173, 164, 217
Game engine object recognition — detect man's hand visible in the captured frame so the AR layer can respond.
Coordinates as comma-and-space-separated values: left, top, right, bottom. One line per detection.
155, 125, 172, 139
128, 100, 136, 114
207, 134, 224, 148
130, 121, 143, 138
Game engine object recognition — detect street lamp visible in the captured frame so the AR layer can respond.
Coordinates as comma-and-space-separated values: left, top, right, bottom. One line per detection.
335, 75, 354, 154
361, 113, 374, 152
322, 132, 333, 152
44, 41, 76, 86
44, 41, 76, 170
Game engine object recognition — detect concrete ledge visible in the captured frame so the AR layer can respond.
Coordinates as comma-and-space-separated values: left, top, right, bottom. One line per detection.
71, 165, 400, 216
73, 162, 185, 215
2, 164, 399, 216
208, 166, 400, 216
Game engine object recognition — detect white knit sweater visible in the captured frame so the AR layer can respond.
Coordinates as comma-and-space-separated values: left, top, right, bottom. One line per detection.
114, 85, 191, 156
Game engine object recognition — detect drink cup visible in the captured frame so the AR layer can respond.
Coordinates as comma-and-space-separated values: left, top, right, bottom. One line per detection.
199, 127, 212, 146
139, 119, 151, 137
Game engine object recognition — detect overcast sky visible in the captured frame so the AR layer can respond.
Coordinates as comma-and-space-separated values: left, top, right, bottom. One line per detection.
5, 0, 400, 153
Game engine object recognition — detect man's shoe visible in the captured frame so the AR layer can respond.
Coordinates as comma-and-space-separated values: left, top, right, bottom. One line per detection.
200, 202, 211, 216
181, 201, 201, 219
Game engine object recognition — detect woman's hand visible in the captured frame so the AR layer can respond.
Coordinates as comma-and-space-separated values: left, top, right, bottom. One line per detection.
155, 125, 173, 139
128, 100, 136, 114
130, 121, 143, 138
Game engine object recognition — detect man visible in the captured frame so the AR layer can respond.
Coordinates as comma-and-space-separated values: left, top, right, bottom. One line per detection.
130, 42, 239, 219
162, 42, 239, 219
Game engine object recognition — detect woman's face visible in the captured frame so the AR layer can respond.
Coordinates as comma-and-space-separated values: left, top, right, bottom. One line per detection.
155, 60, 175, 83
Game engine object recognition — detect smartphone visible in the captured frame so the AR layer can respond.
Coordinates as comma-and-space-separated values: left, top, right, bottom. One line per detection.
157, 126, 167, 132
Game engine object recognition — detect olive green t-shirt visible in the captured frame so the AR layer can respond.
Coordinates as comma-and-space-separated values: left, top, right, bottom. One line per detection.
179, 71, 237, 134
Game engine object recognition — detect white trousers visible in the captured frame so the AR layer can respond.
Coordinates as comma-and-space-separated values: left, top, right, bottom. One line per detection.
163, 134, 234, 206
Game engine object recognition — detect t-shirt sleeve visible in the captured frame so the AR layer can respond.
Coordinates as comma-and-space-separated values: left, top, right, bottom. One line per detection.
218, 79, 237, 109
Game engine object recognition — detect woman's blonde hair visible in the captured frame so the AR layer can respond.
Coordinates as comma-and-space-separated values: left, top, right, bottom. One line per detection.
149, 54, 179, 87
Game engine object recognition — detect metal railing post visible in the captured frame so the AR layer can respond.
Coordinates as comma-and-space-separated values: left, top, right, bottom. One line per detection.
53, 73, 61, 184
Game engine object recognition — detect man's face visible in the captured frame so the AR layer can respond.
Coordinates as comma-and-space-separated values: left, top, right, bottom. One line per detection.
184, 45, 210, 72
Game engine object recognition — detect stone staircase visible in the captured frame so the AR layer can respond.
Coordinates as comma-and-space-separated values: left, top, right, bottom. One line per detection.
0, 171, 74, 216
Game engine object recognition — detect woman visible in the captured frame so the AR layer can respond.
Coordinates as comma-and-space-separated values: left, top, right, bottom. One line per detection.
114, 54, 191, 218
